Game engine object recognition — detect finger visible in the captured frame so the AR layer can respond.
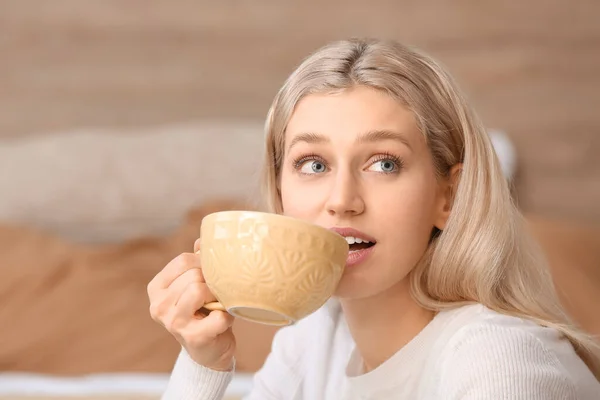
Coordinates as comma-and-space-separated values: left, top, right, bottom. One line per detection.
194, 238, 202, 253
164, 268, 205, 306
148, 253, 203, 295
187, 310, 234, 338
149, 268, 204, 322
175, 281, 217, 318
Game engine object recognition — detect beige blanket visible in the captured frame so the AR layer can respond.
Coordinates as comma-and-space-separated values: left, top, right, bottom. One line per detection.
0, 199, 278, 375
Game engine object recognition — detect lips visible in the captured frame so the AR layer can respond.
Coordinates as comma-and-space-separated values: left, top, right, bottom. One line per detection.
329, 227, 376, 267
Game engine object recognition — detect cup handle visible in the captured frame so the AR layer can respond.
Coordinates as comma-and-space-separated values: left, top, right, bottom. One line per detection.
198, 301, 227, 315
193, 249, 226, 314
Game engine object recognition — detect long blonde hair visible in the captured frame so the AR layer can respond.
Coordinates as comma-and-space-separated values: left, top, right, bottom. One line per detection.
260, 37, 600, 378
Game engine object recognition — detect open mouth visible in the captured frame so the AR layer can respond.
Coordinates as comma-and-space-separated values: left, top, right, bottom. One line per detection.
329, 227, 377, 267
345, 237, 376, 252
329, 227, 377, 255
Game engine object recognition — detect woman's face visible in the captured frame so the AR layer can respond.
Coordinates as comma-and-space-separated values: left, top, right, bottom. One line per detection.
280, 86, 452, 299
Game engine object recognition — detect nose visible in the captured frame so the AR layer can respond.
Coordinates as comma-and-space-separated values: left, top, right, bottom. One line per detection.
325, 171, 365, 217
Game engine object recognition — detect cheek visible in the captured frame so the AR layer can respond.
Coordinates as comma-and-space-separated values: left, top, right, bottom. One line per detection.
375, 174, 439, 232
279, 171, 324, 219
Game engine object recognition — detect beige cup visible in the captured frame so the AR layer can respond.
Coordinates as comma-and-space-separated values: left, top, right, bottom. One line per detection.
199, 210, 349, 326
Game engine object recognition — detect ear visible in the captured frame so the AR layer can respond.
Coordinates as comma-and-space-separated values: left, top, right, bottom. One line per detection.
433, 163, 462, 231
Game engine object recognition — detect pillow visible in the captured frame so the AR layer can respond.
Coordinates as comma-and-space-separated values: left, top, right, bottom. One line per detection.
0, 123, 515, 243
0, 122, 265, 242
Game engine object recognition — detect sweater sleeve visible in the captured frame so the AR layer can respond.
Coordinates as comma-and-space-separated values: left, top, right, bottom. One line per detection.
162, 319, 309, 400
161, 348, 234, 400
437, 325, 578, 400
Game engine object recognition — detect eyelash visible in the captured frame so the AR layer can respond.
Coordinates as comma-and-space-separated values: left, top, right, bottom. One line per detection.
291, 152, 404, 175
292, 153, 325, 172
371, 152, 404, 172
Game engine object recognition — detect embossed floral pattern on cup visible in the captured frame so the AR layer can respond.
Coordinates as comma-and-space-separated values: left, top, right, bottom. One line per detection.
200, 211, 349, 325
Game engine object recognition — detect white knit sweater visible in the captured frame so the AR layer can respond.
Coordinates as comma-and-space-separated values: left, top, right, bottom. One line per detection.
162, 302, 599, 399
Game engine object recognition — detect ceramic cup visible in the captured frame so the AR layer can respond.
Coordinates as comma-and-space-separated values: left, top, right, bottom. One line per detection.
198, 210, 349, 326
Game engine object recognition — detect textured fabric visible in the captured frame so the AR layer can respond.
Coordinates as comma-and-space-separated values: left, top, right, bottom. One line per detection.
0, 199, 279, 374
162, 349, 233, 400
164, 303, 600, 400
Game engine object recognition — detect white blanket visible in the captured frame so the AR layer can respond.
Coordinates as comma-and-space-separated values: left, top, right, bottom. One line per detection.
0, 372, 253, 397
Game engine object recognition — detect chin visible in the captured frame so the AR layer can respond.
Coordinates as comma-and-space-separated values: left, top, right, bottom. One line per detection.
333, 271, 383, 300
333, 264, 412, 301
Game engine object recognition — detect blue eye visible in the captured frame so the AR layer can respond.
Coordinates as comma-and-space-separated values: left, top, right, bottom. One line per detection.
376, 160, 396, 172
368, 158, 400, 173
297, 159, 327, 174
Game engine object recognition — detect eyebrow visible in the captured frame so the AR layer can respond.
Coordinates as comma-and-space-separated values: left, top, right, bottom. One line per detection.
287, 129, 412, 152
356, 129, 412, 149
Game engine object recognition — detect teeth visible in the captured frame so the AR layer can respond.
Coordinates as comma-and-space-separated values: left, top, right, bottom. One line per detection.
344, 236, 371, 245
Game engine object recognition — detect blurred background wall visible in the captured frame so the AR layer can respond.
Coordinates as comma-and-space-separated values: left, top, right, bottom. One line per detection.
1, 0, 599, 224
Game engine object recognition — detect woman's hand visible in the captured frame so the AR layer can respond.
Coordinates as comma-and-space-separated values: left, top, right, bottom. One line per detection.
148, 238, 236, 371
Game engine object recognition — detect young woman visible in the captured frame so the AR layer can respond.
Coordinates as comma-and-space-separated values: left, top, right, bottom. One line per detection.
147, 38, 600, 399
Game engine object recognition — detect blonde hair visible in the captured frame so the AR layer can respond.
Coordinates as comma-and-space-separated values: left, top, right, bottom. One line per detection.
260, 38, 600, 378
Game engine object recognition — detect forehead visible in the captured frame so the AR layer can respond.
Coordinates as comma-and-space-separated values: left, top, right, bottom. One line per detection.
285, 86, 419, 142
